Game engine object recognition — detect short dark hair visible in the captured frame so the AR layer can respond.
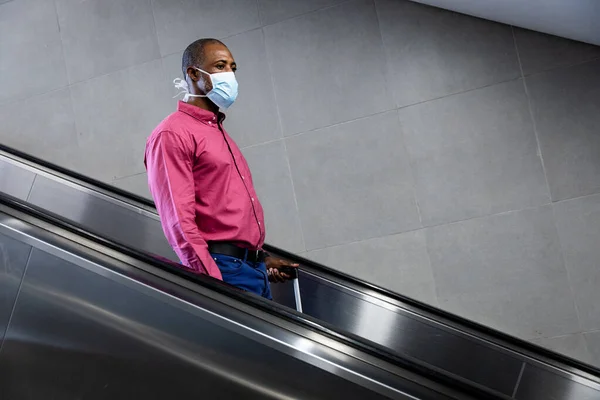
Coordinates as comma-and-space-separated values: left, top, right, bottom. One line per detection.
181, 38, 225, 77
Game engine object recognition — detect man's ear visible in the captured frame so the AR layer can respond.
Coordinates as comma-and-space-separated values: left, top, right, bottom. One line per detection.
186, 67, 200, 82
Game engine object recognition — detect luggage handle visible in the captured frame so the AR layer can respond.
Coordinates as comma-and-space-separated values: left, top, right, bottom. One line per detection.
280, 266, 302, 313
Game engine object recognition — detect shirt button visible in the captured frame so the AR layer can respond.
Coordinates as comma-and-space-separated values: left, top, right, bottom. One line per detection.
241, 176, 245, 180
251, 198, 255, 202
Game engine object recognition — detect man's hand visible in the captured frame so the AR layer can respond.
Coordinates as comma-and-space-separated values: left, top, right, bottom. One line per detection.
265, 256, 299, 283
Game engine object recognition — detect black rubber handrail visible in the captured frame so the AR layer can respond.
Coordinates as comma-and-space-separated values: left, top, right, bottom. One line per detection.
2, 143, 600, 380
0, 191, 501, 399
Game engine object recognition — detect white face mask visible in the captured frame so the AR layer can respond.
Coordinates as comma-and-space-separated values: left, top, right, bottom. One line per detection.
173, 68, 238, 110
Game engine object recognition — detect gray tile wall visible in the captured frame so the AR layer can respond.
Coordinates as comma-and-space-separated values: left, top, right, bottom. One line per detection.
1, 0, 599, 366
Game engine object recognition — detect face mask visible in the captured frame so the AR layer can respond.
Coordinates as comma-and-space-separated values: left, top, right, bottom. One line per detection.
173, 68, 238, 110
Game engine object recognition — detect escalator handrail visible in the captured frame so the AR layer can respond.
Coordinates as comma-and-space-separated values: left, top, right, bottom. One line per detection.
0, 191, 505, 399
2, 143, 600, 380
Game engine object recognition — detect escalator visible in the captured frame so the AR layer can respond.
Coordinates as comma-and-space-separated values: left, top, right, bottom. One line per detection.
0, 192, 463, 399
1, 145, 599, 399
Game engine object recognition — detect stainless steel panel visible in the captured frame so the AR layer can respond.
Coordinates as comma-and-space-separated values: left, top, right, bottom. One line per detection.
0, 209, 467, 400
5, 152, 600, 398
515, 363, 600, 400
27, 175, 177, 262
270, 278, 296, 309
298, 272, 522, 396
0, 246, 444, 400
0, 159, 35, 201
0, 233, 30, 347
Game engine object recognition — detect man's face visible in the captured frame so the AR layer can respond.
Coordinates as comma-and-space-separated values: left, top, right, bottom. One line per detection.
191, 43, 237, 94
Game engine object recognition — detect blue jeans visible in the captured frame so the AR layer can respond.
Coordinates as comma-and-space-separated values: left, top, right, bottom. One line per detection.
211, 253, 272, 300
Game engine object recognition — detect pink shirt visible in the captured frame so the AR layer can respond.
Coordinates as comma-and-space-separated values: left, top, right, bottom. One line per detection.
144, 101, 266, 280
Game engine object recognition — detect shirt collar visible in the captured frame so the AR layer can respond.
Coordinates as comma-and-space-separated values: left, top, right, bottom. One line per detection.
177, 101, 226, 124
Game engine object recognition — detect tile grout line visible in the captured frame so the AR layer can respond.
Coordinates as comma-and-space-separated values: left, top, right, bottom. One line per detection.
281, 140, 307, 253
304, 202, 555, 253
422, 202, 554, 231
261, 26, 307, 252
2, 2, 348, 108
158, 0, 355, 60
2, 0, 362, 109
282, 109, 393, 140
580, 334, 595, 366
392, 111, 424, 227
239, 75, 538, 151
0, 86, 65, 109
582, 328, 600, 335
535, 332, 585, 340
255, 0, 263, 27
511, 33, 589, 344
514, 26, 585, 339
370, 0, 431, 258
534, 331, 596, 363
395, 76, 524, 111
0, 52, 519, 130
246, 134, 600, 202
552, 191, 600, 205
0, 55, 166, 109
258, 0, 354, 29
148, 0, 162, 62
521, 55, 600, 79
111, 171, 147, 183
511, 26, 553, 203
0, 1, 70, 109
51, 0, 73, 87
3, 2, 597, 109
4, 48, 596, 113
550, 203, 586, 337
269, 75, 524, 144
241, 137, 284, 151
371, 0, 397, 109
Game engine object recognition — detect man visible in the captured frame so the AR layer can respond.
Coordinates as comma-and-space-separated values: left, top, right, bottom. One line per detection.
145, 38, 297, 300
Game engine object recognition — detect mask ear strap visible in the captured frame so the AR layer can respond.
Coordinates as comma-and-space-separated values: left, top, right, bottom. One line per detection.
173, 77, 208, 101
196, 67, 210, 76
185, 93, 208, 100
173, 78, 189, 98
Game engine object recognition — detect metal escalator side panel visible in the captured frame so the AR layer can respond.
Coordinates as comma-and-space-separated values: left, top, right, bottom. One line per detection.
0, 232, 30, 350
3, 148, 600, 399
0, 158, 36, 201
27, 174, 178, 262
514, 363, 600, 400
0, 248, 381, 399
297, 271, 523, 396
0, 211, 464, 400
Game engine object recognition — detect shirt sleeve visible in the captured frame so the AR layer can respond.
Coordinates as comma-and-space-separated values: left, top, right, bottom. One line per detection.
145, 130, 223, 280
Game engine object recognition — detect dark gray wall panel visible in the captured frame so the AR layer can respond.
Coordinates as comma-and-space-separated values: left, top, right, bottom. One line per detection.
527, 59, 600, 202
513, 27, 600, 75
